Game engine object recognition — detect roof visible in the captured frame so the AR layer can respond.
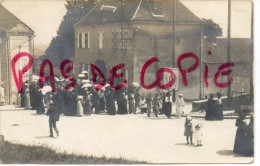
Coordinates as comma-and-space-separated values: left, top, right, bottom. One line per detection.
0, 4, 34, 33
75, 0, 202, 27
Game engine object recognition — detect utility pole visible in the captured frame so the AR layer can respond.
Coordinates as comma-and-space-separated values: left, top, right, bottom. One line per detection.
172, 0, 176, 67
227, 0, 231, 99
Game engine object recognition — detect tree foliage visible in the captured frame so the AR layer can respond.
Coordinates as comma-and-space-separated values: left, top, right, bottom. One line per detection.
95, 58, 107, 78
44, 0, 99, 66
202, 18, 223, 44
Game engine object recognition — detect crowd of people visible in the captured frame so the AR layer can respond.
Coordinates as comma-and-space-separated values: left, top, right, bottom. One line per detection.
17, 75, 185, 119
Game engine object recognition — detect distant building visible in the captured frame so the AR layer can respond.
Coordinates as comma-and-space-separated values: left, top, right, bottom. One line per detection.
74, 0, 203, 99
0, 4, 34, 104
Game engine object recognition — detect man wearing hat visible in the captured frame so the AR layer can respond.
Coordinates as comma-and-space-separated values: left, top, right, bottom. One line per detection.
175, 93, 185, 119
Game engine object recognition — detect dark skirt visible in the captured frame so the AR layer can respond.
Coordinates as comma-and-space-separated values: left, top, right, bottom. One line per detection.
117, 100, 128, 114
233, 128, 248, 155
106, 100, 116, 115
36, 99, 45, 114
163, 102, 172, 118
215, 105, 223, 120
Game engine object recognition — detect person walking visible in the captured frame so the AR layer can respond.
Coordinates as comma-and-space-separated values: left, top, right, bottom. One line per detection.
175, 93, 185, 119
46, 92, 61, 138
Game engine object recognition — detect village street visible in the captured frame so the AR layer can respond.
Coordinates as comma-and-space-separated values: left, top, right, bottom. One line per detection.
0, 105, 253, 164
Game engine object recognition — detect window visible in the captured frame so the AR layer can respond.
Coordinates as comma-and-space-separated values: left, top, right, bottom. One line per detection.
78, 32, 89, 49
78, 33, 83, 48
84, 32, 89, 49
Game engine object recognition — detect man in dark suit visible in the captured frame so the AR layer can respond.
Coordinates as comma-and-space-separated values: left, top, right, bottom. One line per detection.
46, 91, 62, 137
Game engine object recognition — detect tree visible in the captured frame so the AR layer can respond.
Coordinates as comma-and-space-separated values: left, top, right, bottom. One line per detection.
202, 18, 223, 44
44, 0, 99, 66
95, 58, 107, 78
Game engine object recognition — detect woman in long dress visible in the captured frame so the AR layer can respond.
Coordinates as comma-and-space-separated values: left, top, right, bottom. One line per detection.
117, 90, 128, 114
245, 115, 254, 156
164, 91, 172, 119
215, 92, 223, 120
76, 96, 84, 116
233, 111, 248, 155
105, 88, 116, 115
175, 93, 185, 119
205, 94, 215, 120
128, 91, 135, 114
36, 89, 45, 114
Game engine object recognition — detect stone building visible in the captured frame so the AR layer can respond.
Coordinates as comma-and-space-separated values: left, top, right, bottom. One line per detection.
74, 0, 203, 99
0, 4, 34, 104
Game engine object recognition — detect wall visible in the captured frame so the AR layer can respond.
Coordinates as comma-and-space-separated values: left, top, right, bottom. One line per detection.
75, 22, 202, 99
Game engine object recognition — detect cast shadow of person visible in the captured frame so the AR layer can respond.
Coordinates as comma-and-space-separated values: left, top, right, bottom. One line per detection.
216, 150, 250, 157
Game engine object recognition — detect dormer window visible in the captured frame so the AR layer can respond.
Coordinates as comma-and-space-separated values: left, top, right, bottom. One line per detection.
149, 0, 164, 17
100, 5, 117, 12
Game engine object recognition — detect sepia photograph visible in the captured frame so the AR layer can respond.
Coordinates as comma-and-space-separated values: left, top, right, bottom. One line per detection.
0, 0, 256, 164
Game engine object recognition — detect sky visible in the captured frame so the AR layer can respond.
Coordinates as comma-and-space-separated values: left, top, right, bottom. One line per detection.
1, 0, 253, 45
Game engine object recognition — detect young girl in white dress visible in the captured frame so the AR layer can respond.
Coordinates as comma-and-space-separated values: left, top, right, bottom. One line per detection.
194, 123, 203, 146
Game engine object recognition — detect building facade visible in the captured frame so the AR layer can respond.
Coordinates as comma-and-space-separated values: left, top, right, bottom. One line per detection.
74, 0, 203, 99
0, 4, 34, 104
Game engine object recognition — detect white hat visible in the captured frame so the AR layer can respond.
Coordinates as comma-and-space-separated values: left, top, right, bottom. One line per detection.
186, 116, 192, 121
179, 93, 183, 97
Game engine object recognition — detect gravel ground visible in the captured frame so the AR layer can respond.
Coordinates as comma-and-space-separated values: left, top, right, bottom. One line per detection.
0, 106, 253, 163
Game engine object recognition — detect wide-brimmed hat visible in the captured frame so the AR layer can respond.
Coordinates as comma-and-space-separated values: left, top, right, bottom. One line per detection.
186, 116, 192, 121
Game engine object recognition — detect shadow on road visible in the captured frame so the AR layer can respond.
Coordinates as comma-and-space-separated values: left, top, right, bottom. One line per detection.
217, 150, 234, 156
175, 143, 187, 146
35, 136, 53, 139
216, 150, 246, 157
175, 143, 198, 147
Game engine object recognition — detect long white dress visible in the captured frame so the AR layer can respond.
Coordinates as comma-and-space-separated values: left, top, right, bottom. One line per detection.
194, 129, 202, 141
76, 96, 84, 116
175, 96, 185, 118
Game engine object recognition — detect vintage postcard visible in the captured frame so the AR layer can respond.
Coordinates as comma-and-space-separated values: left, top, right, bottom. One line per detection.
0, 0, 255, 164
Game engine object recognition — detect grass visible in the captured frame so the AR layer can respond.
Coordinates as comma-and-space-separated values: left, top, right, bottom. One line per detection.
0, 141, 146, 164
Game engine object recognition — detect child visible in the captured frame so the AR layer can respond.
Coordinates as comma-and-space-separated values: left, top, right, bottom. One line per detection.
194, 123, 203, 146
184, 116, 193, 145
